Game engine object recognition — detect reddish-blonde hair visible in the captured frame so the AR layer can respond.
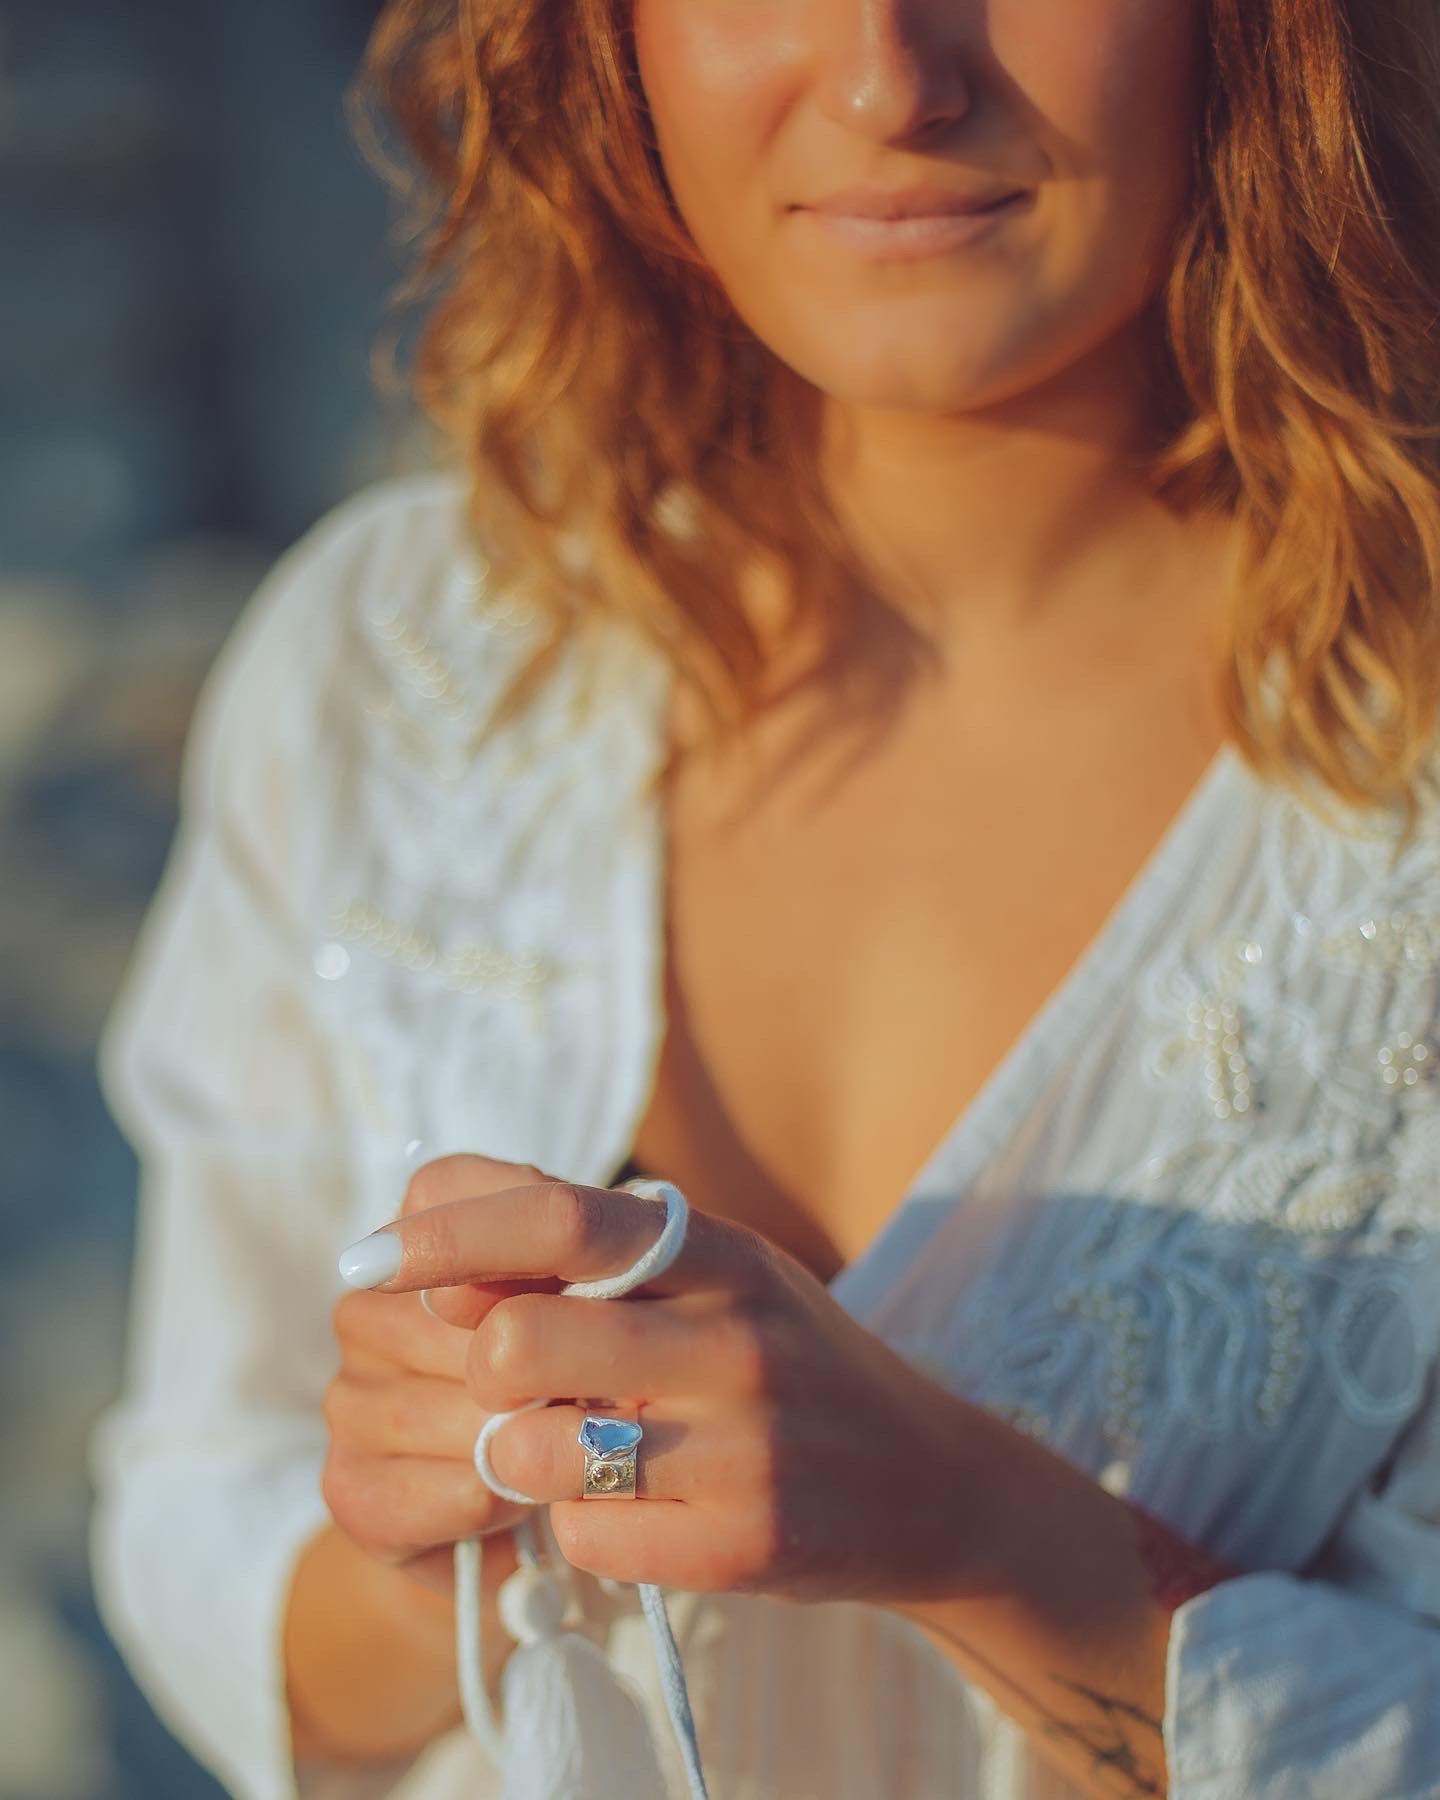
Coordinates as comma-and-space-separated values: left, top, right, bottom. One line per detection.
352, 0, 1440, 838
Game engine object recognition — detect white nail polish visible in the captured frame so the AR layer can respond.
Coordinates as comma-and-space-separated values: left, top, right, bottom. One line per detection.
337, 1231, 404, 1289
420, 1288, 439, 1318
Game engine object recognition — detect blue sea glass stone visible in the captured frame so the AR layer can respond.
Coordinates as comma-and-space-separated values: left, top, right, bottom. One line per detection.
579, 1416, 643, 1458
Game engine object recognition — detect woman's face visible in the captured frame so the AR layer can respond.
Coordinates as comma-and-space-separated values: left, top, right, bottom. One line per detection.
630, 0, 1209, 415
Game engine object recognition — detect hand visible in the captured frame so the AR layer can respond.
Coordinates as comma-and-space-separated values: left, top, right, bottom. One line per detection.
336, 1152, 974, 1607
320, 1169, 549, 1600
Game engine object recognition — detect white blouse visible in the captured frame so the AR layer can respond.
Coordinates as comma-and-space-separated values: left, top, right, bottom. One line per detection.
88, 468, 1440, 1800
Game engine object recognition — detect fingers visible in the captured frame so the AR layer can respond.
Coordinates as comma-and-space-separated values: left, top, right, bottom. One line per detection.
548, 1490, 768, 1593
482, 1400, 770, 1508
464, 1290, 769, 1413
420, 1273, 568, 1332
400, 1156, 569, 1329
323, 1368, 495, 1459
398, 1153, 552, 1220
321, 1447, 533, 1569
332, 1285, 485, 1379
339, 1160, 761, 1299
402, 1156, 571, 1327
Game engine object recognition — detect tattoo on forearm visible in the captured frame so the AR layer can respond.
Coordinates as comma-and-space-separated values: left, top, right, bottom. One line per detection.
1127, 1503, 1238, 1615
1044, 1676, 1165, 1797
916, 1616, 1164, 1798
905, 1492, 1233, 1795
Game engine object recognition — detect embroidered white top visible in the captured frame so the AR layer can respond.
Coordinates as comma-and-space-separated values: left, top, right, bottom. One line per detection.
88, 469, 1440, 1800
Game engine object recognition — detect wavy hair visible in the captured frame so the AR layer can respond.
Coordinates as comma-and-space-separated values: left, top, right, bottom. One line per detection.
351, 0, 1440, 840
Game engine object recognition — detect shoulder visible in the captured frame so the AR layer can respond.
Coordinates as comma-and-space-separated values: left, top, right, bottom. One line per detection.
179, 466, 512, 825
1251, 735, 1440, 934
177, 464, 660, 915
190, 466, 474, 729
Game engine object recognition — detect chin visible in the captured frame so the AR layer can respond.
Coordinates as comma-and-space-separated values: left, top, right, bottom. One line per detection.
756, 280, 1031, 397
784, 336, 1028, 416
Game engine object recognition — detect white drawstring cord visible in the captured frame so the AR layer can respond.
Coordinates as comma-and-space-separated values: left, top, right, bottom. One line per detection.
455, 1177, 710, 1798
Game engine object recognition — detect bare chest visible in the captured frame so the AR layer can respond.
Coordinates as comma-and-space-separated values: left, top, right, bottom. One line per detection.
614, 680, 1224, 1287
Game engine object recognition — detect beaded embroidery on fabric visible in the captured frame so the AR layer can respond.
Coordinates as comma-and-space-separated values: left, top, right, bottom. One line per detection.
915, 751, 1440, 1525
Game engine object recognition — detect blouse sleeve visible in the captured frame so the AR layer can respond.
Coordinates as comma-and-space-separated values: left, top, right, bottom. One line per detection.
1163, 1125, 1440, 1796
86, 481, 462, 1800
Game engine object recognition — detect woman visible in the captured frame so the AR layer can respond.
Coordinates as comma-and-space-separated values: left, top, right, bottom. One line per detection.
88, 0, 1440, 1795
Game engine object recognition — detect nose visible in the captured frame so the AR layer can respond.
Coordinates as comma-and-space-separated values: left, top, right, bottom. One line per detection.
811, 0, 975, 145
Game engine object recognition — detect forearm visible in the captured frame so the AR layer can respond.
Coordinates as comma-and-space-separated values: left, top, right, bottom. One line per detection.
886, 1407, 1240, 1800
283, 1521, 520, 1767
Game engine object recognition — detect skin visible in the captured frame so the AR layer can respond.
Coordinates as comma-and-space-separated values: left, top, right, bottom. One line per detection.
337, 1159, 1239, 1799
322, 1265, 533, 1598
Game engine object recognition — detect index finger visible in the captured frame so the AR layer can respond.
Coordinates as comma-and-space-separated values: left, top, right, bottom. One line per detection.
403, 1152, 577, 1326
337, 1175, 754, 1299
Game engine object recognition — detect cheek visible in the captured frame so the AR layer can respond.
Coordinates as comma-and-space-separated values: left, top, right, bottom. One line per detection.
1007, 0, 1204, 201
996, 0, 1206, 312
631, 1, 791, 247
632, 0, 784, 122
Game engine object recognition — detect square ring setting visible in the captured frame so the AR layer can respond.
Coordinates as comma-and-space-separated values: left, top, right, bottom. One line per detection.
579, 1413, 642, 1499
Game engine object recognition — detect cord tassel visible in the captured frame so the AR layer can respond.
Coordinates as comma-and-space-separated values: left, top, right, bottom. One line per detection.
497, 1541, 673, 1798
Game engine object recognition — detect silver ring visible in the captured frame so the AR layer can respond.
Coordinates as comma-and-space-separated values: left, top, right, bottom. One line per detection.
578, 1412, 642, 1498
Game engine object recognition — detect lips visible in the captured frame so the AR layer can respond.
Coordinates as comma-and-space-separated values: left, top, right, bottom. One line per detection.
803, 184, 1027, 221
792, 189, 1030, 263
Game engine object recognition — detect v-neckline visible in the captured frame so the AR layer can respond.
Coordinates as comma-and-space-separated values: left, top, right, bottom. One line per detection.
612, 637, 1248, 1320
825, 734, 1246, 1315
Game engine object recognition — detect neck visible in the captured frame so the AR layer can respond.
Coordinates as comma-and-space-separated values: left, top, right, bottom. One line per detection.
811, 313, 1233, 663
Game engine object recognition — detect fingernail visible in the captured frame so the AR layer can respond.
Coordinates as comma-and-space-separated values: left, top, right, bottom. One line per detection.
338, 1231, 404, 1289
420, 1288, 439, 1318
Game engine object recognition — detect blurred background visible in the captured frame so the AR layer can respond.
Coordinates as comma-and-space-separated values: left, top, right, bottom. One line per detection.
1, 2, 418, 1792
